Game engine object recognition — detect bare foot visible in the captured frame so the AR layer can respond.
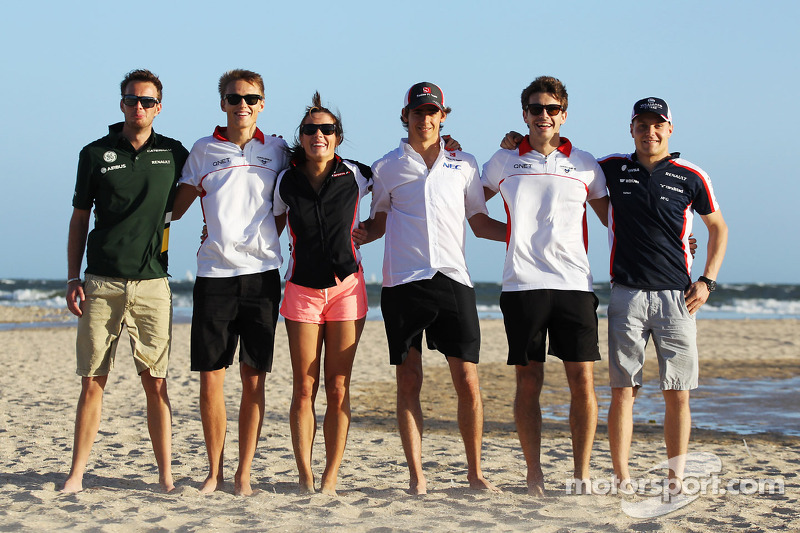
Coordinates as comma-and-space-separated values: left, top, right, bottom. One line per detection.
526, 468, 545, 497
199, 475, 224, 494
60, 476, 83, 493
320, 474, 337, 496
569, 478, 592, 495
408, 477, 427, 495
234, 479, 253, 496
159, 475, 175, 493
468, 475, 502, 493
615, 477, 636, 495
298, 482, 315, 494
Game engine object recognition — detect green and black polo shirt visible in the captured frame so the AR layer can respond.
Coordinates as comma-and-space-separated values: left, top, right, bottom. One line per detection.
73, 122, 189, 280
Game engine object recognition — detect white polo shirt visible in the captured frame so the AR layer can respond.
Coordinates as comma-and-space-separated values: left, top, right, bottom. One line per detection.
179, 127, 289, 278
481, 137, 607, 292
370, 138, 488, 288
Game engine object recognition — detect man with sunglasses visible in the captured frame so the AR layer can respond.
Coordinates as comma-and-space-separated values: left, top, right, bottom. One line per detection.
599, 98, 728, 495
486, 76, 608, 496
63, 69, 188, 493
172, 69, 289, 496
356, 82, 505, 495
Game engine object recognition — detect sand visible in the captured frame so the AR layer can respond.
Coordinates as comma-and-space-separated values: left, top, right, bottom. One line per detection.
0, 315, 798, 532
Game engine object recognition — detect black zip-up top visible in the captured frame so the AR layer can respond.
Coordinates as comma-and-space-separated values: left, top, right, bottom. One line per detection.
274, 156, 372, 289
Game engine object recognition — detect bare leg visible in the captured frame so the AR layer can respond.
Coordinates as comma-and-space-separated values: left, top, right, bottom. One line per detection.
608, 386, 638, 488
663, 389, 691, 492
199, 368, 226, 493
563, 361, 597, 490
287, 319, 323, 494
140, 370, 174, 492
396, 348, 426, 495
320, 318, 364, 495
235, 363, 266, 496
514, 363, 545, 496
61, 375, 108, 492
447, 358, 499, 492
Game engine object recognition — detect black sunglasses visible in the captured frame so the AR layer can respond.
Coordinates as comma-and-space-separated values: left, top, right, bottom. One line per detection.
525, 103, 563, 116
300, 123, 337, 136
224, 93, 263, 105
122, 95, 160, 108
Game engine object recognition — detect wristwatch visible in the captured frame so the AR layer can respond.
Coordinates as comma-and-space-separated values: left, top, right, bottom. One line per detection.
698, 276, 717, 292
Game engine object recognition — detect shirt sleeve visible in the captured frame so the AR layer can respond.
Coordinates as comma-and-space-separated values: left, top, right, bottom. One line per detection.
464, 156, 489, 219
369, 159, 391, 217
272, 169, 288, 216
178, 140, 206, 190
586, 158, 608, 201
480, 150, 505, 193
72, 147, 95, 210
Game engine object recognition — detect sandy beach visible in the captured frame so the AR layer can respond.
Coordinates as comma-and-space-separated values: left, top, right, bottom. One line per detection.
0, 314, 797, 532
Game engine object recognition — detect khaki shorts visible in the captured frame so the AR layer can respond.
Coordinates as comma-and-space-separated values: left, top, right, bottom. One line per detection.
76, 274, 172, 378
607, 284, 698, 390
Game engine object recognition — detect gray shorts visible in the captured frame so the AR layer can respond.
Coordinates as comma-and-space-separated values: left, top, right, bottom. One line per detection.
608, 284, 698, 390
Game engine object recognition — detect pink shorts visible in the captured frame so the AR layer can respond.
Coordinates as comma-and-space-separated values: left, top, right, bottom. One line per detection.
280, 268, 368, 324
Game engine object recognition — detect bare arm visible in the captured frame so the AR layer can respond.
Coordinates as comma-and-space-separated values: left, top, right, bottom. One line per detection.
171, 183, 200, 221
275, 213, 286, 236
684, 210, 729, 314
588, 197, 609, 227
66, 208, 91, 317
468, 213, 506, 242
352, 211, 387, 245
483, 186, 498, 202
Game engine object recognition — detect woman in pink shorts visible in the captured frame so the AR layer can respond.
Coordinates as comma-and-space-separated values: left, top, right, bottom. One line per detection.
272, 93, 372, 495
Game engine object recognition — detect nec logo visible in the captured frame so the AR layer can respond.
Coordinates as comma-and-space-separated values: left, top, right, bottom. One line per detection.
443, 163, 461, 170
212, 158, 231, 167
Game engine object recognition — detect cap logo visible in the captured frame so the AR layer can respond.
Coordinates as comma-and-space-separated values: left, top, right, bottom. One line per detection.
423, 87, 431, 94
648, 98, 656, 103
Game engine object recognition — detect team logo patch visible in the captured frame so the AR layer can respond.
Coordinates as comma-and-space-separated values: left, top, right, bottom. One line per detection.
103, 151, 117, 163
423, 87, 431, 94
257, 156, 272, 165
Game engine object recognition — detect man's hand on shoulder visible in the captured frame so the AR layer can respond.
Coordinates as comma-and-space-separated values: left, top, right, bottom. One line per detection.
442, 135, 461, 151
500, 131, 524, 150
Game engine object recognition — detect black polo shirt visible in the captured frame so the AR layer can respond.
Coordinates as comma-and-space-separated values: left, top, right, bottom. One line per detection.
598, 152, 719, 290
275, 156, 372, 289
73, 122, 189, 279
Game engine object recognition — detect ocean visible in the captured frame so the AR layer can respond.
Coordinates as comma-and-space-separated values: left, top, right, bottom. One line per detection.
2, 278, 799, 322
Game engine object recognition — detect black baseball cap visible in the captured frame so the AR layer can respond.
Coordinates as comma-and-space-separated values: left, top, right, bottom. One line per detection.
631, 97, 672, 123
404, 82, 446, 112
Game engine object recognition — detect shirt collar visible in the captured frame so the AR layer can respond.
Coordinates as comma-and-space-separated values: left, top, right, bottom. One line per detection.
519, 136, 572, 157
108, 122, 156, 152
213, 126, 266, 144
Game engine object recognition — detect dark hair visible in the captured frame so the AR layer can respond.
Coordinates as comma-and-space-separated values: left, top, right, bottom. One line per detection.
289, 92, 344, 164
520, 76, 568, 110
218, 69, 265, 99
399, 105, 452, 131
120, 69, 162, 101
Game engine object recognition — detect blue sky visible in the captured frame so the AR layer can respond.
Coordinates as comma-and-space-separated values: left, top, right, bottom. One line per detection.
2, 1, 797, 283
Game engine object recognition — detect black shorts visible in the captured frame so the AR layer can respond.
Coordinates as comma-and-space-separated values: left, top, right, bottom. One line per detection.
380, 273, 480, 365
500, 289, 600, 365
191, 269, 281, 372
